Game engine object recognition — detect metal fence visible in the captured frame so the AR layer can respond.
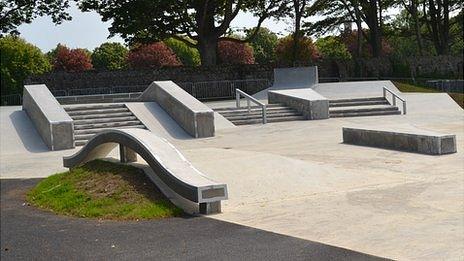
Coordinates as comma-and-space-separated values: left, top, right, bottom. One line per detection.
1, 94, 22, 106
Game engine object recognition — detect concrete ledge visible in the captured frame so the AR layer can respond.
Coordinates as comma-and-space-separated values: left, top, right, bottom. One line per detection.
139, 81, 214, 138
63, 129, 227, 214
22, 84, 74, 150
343, 126, 457, 155
268, 89, 329, 120
272, 66, 318, 89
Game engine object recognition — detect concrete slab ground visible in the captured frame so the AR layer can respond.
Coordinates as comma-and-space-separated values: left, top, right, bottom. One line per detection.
1, 90, 463, 260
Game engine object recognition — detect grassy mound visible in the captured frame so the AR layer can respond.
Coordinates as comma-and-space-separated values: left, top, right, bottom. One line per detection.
27, 160, 183, 220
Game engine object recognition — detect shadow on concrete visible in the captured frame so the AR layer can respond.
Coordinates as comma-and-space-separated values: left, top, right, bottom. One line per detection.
9, 110, 49, 153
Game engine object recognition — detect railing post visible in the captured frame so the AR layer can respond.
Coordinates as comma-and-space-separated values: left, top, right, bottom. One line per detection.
403, 101, 407, 115
247, 99, 251, 113
393, 96, 396, 106
236, 89, 240, 108
262, 106, 267, 124
383, 87, 386, 98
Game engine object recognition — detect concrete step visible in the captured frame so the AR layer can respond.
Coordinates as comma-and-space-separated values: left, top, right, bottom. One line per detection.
74, 120, 142, 130
232, 115, 305, 125
329, 105, 398, 114
329, 100, 389, 107
329, 97, 386, 103
218, 108, 296, 117
70, 112, 134, 120
73, 116, 138, 125
213, 103, 286, 112
66, 108, 130, 116
225, 111, 302, 121
74, 125, 146, 135
330, 110, 401, 118
63, 103, 125, 111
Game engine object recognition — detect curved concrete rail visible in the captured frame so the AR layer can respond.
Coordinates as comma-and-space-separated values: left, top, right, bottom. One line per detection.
63, 129, 227, 214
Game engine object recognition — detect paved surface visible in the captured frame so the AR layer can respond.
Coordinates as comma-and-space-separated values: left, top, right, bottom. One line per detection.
0, 179, 383, 261
1, 87, 463, 260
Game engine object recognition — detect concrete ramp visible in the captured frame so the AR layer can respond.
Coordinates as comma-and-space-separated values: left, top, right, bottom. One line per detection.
271, 67, 318, 90
63, 128, 228, 214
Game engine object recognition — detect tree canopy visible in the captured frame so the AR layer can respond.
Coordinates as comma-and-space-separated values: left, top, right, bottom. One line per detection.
0, 0, 71, 35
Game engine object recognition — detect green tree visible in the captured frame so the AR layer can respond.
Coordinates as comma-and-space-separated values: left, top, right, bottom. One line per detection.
0, 0, 71, 35
78, 0, 288, 65
91, 42, 128, 70
315, 36, 351, 60
275, 35, 319, 66
164, 38, 200, 66
0, 36, 51, 95
246, 27, 278, 64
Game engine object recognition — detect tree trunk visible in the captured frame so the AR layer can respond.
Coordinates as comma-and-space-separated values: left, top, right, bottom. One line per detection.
411, 0, 424, 55
292, 0, 303, 66
198, 37, 218, 66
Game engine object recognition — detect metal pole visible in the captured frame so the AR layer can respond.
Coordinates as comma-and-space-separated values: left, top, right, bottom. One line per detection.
262, 106, 267, 124
403, 102, 407, 115
393, 96, 396, 106
236, 90, 240, 108
247, 99, 251, 114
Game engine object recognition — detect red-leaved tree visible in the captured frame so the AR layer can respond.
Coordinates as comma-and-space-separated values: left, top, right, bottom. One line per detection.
52, 44, 93, 72
218, 41, 255, 65
340, 31, 393, 58
127, 42, 182, 68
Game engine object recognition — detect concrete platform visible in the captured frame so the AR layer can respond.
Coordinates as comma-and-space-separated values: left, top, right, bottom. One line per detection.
1, 89, 463, 260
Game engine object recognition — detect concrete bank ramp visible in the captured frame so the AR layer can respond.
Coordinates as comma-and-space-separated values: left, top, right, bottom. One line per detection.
63, 129, 228, 214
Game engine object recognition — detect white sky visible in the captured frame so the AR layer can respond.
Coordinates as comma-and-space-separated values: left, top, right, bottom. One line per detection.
17, 3, 297, 52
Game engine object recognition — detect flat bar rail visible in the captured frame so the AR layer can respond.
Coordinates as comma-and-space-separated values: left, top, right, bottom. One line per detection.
383, 87, 407, 114
235, 89, 267, 124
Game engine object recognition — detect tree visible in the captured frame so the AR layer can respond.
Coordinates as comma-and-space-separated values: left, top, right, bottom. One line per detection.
78, 0, 288, 66
164, 37, 201, 66
0, 0, 71, 35
275, 35, 319, 66
126, 42, 182, 69
0, 36, 51, 95
91, 42, 128, 70
315, 36, 352, 60
49, 44, 93, 72
246, 27, 278, 64
218, 40, 255, 64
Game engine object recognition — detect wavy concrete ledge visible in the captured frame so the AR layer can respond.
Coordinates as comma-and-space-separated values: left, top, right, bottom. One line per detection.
63, 129, 227, 214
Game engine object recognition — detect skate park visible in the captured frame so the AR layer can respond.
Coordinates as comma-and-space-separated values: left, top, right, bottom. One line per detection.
1, 67, 463, 260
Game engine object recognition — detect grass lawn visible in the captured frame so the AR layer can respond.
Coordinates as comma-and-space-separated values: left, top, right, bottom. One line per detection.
27, 160, 183, 220
393, 81, 464, 109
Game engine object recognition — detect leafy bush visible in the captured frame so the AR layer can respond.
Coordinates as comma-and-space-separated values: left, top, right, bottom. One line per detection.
275, 35, 319, 66
246, 27, 278, 64
91, 42, 128, 70
340, 31, 393, 57
164, 38, 200, 66
0, 36, 51, 95
218, 40, 255, 65
49, 44, 93, 72
127, 42, 182, 69
315, 36, 351, 61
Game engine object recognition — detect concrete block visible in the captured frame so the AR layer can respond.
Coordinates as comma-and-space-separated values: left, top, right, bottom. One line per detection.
268, 89, 329, 120
272, 66, 318, 89
139, 81, 215, 138
343, 127, 457, 155
22, 84, 74, 150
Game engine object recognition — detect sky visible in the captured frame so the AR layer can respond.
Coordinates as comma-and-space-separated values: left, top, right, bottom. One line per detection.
17, 3, 294, 52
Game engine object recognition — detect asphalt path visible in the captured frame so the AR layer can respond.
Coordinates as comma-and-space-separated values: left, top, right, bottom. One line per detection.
1, 179, 386, 261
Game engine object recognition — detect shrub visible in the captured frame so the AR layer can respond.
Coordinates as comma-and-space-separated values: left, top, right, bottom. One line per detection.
246, 27, 278, 64
49, 44, 93, 72
275, 35, 319, 66
164, 38, 200, 66
340, 31, 393, 57
0, 36, 51, 95
315, 36, 352, 61
127, 42, 182, 69
217, 40, 255, 65
91, 42, 128, 70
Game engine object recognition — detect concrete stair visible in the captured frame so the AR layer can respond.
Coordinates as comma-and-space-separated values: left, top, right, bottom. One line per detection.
63, 103, 146, 146
215, 104, 305, 125
329, 97, 401, 118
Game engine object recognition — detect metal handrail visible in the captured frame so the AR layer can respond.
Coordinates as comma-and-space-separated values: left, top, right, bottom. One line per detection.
235, 89, 267, 124
383, 87, 407, 114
